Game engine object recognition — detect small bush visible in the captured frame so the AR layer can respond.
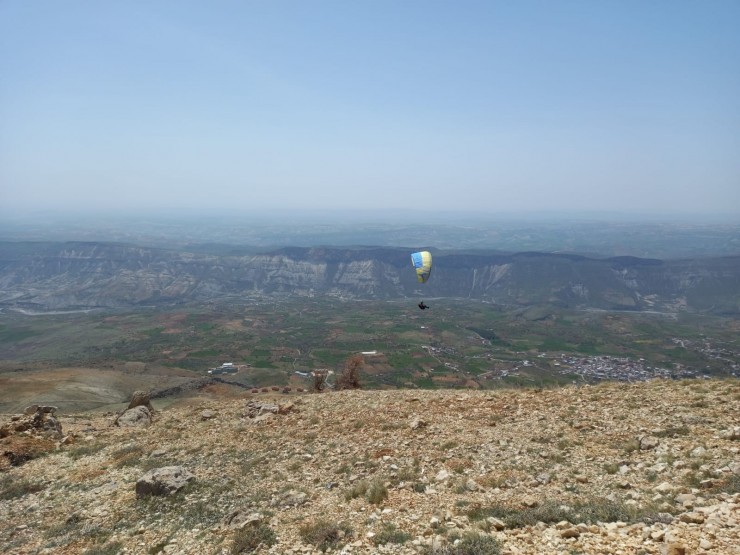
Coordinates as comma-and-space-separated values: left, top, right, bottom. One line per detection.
420, 532, 502, 555
396, 467, 418, 482
231, 523, 277, 554
366, 480, 388, 505
447, 458, 472, 473
148, 541, 169, 554
603, 463, 619, 475
412, 482, 426, 493
82, 542, 123, 555
622, 439, 641, 454
311, 371, 328, 392
180, 500, 222, 528
373, 522, 411, 546
344, 480, 369, 501
67, 442, 106, 460
111, 444, 145, 468
0, 475, 44, 500
709, 473, 740, 494
299, 519, 352, 552
336, 355, 362, 390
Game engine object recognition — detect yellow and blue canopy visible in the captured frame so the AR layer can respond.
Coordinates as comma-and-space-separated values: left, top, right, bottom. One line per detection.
411, 251, 432, 283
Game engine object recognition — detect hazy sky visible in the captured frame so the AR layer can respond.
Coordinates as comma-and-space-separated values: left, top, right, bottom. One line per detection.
1, 1, 739, 217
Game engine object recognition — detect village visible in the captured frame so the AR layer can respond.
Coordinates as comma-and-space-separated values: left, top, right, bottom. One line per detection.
554, 354, 698, 382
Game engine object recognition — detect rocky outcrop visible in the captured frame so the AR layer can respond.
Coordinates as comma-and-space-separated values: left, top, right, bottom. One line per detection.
135, 466, 195, 497
1, 406, 62, 440
0, 406, 63, 469
115, 406, 152, 427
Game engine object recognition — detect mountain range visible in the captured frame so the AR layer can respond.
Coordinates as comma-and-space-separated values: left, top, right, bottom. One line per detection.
1, 241, 738, 314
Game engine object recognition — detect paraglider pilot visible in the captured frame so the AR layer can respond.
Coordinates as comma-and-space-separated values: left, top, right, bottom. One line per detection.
418, 301, 428, 310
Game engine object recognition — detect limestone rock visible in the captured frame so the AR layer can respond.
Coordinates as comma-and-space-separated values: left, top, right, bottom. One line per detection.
135, 466, 195, 497
410, 417, 427, 430
654, 481, 673, 494
678, 511, 705, 524
662, 543, 687, 555
270, 490, 308, 508
222, 510, 263, 530
116, 406, 152, 427
640, 436, 660, 450
245, 400, 279, 418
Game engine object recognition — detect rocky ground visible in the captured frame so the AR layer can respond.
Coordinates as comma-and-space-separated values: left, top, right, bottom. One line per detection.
1, 379, 738, 555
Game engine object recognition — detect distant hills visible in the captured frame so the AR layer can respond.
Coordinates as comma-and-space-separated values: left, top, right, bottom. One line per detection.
1, 241, 738, 314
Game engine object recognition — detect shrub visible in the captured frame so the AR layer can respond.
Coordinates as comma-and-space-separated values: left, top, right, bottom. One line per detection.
111, 444, 145, 468
622, 439, 641, 454
336, 355, 363, 390
344, 480, 369, 501
709, 473, 740, 494
82, 542, 123, 555
603, 463, 619, 475
0, 475, 44, 500
231, 523, 277, 554
366, 480, 388, 505
420, 532, 502, 555
67, 442, 106, 460
299, 519, 352, 552
311, 371, 328, 392
373, 522, 411, 545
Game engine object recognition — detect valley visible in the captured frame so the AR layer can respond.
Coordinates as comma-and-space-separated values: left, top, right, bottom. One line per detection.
1, 297, 737, 413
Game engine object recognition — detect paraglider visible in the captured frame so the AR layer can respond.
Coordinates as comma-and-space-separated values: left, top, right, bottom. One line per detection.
411, 250, 432, 309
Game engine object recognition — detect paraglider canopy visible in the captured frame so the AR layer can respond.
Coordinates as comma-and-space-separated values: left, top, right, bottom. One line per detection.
411, 251, 432, 283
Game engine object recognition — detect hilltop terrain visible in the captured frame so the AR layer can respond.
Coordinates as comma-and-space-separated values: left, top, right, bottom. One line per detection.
1, 379, 738, 554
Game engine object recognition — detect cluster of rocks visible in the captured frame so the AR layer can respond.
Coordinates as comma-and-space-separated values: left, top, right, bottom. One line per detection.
0, 405, 63, 440
0, 405, 67, 470
0, 378, 738, 554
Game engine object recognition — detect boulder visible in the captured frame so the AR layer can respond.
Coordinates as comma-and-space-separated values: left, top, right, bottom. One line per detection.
410, 417, 427, 430
135, 466, 195, 497
244, 400, 279, 418
640, 436, 660, 450
662, 543, 687, 555
127, 391, 154, 412
222, 510, 263, 530
270, 489, 308, 508
116, 406, 152, 427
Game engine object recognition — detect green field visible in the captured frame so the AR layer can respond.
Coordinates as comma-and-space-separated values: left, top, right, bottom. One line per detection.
1, 298, 738, 394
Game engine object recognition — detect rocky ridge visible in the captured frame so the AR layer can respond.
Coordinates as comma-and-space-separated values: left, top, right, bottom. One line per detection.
1, 379, 738, 554
2, 242, 739, 313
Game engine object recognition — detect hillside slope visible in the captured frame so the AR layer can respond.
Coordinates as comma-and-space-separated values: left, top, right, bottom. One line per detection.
1, 379, 738, 554
1, 242, 739, 313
